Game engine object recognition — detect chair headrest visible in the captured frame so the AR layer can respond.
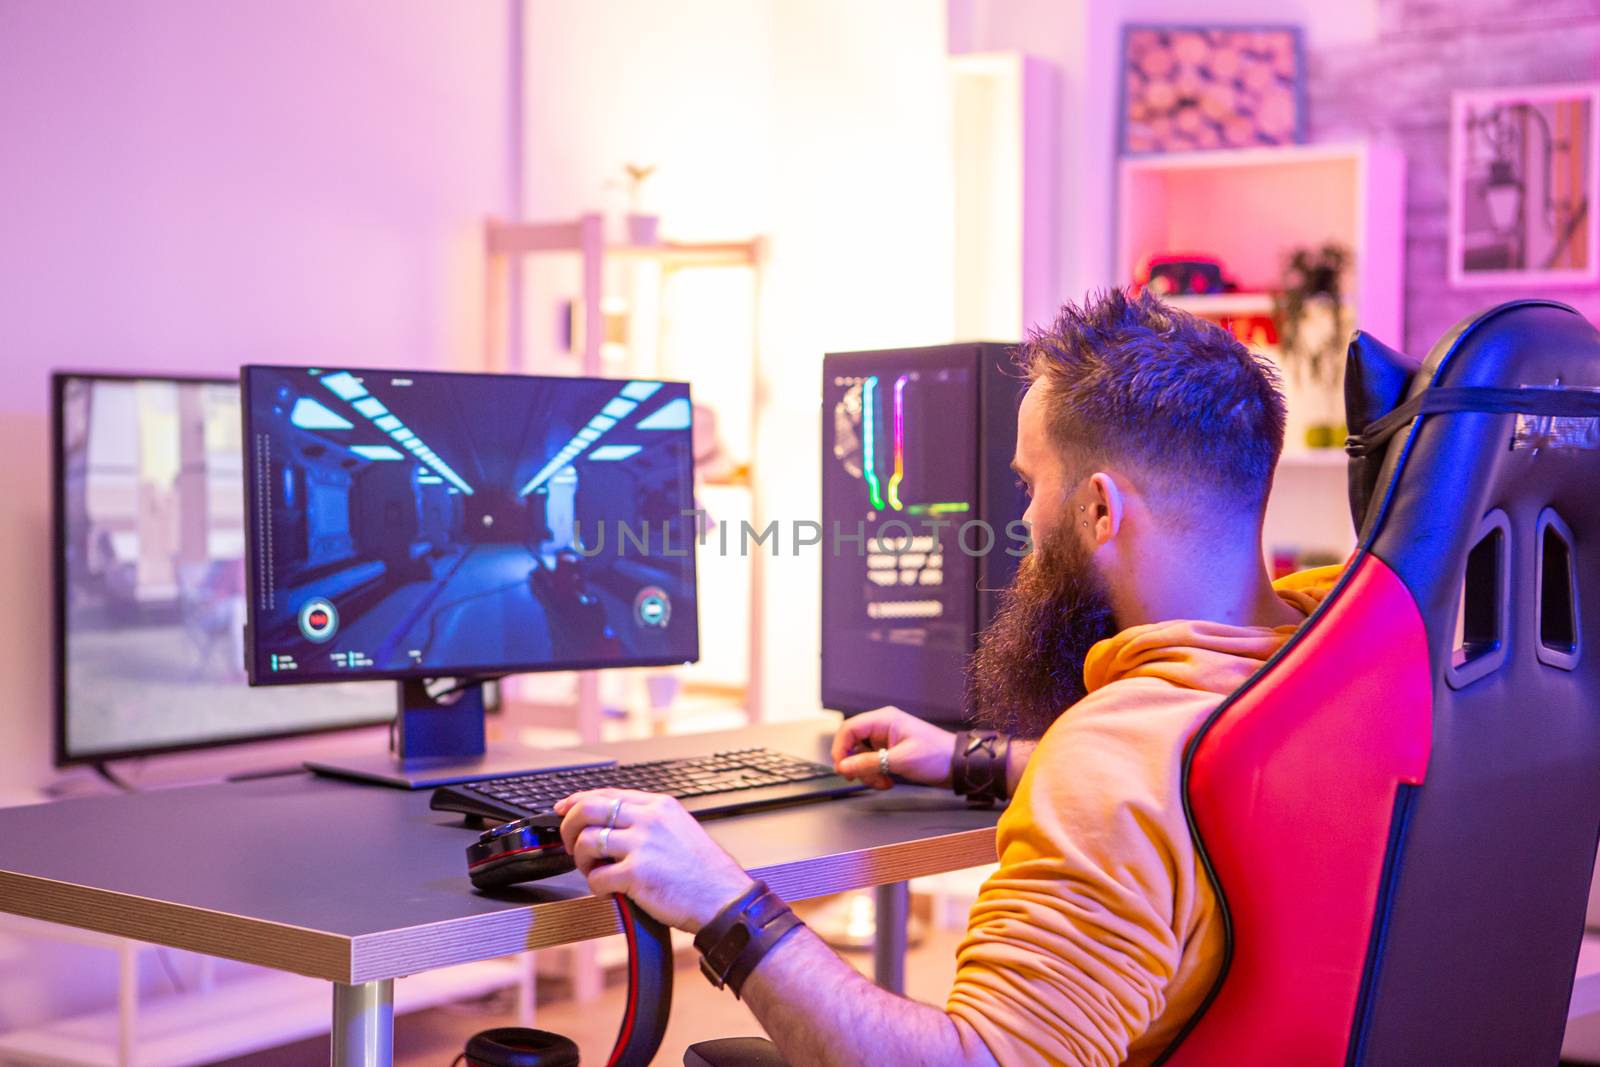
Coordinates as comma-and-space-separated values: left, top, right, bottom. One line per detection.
1344, 331, 1421, 532
1359, 300, 1600, 576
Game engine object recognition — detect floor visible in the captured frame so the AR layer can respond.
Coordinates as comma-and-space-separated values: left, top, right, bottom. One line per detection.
211, 928, 965, 1067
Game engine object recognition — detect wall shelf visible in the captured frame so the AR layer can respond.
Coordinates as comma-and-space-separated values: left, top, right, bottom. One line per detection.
1118, 141, 1406, 567
1117, 141, 1404, 345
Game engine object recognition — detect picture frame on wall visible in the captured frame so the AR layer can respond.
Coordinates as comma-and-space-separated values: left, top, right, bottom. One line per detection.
1449, 83, 1600, 288
1119, 24, 1306, 156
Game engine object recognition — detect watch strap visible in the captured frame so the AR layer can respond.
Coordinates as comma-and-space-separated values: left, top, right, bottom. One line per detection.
694, 880, 767, 964
951, 729, 1011, 807
695, 881, 804, 997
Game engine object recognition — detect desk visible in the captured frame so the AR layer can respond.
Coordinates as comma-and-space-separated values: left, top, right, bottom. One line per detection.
0, 720, 1000, 1066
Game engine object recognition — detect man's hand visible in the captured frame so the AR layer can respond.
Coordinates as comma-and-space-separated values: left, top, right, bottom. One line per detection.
552, 788, 755, 932
831, 706, 956, 790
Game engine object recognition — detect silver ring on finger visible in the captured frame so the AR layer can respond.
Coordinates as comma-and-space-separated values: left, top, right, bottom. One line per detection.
606, 797, 623, 832
599, 825, 613, 859
878, 748, 891, 777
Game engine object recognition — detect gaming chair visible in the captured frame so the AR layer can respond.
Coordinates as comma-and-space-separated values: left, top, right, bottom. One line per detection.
685, 300, 1600, 1067
1156, 299, 1600, 1065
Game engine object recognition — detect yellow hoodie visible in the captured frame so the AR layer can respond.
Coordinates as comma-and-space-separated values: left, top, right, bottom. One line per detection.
946, 567, 1341, 1067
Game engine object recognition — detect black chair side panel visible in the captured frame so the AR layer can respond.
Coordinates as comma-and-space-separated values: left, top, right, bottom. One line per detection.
1356, 305, 1600, 1065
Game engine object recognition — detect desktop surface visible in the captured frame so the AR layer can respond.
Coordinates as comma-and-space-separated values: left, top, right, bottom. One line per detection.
0, 720, 1000, 983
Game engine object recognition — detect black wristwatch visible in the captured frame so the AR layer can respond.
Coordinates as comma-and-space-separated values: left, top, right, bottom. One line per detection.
694, 880, 805, 998
951, 729, 1011, 807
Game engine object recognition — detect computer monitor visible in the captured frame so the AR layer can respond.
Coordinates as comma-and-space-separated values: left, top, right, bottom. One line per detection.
240, 365, 699, 786
819, 343, 1026, 725
52, 372, 392, 766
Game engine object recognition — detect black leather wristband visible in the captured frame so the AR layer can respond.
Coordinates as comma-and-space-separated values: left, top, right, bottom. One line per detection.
694, 881, 805, 998
951, 729, 1011, 807
722, 893, 803, 997
694, 881, 767, 973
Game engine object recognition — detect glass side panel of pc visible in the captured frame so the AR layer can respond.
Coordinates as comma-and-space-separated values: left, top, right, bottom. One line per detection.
819, 344, 1024, 725
240, 366, 700, 684
53, 373, 391, 764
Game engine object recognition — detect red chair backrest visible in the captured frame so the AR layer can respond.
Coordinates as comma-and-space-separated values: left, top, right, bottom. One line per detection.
1158, 553, 1432, 1064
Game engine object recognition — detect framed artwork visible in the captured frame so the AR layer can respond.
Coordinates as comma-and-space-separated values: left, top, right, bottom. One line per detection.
1449, 83, 1600, 287
1119, 24, 1305, 156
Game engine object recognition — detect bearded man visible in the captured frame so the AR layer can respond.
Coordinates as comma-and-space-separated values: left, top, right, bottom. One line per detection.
554, 289, 1340, 1066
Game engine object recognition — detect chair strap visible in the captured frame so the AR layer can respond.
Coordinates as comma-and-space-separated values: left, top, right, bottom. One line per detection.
1346, 386, 1600, 458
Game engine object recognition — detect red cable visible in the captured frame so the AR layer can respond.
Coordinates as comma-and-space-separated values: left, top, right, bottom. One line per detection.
605, 898, 642, 1067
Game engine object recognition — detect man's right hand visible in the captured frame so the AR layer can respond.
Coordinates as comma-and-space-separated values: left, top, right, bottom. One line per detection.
830, 706, 956, 790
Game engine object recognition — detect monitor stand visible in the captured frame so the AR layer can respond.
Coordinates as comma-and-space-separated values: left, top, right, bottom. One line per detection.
304, 679, 611, 790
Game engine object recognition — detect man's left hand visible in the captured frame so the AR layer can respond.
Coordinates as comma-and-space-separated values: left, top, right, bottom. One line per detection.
553, 788, 756, 932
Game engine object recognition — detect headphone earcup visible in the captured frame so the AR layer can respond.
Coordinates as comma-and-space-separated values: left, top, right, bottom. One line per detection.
464, 1027, 580, 1067
468, 848, 576, 890
467, 818, 575, 892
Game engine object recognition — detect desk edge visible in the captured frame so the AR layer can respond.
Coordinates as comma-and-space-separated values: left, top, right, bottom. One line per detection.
348, 824, 999, 982
0, 869, 354, 982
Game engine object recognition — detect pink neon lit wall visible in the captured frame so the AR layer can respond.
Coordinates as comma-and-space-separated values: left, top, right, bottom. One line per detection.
0, 0, 518, 1029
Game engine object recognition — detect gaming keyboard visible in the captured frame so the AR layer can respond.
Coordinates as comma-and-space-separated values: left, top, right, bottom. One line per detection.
430, 747, 867, 824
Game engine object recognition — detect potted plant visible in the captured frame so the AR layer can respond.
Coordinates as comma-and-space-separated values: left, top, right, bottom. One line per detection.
1272, 243, 1351, 448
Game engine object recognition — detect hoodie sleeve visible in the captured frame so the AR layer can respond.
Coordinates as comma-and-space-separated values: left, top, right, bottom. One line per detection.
945, 679, 1225, 1067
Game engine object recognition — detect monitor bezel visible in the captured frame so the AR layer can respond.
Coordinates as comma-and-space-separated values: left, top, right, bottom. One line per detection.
51, 370, 395, 767
239, 363, 702, 687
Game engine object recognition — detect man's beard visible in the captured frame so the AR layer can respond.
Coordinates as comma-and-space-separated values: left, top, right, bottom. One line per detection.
965, 525, 1118, 739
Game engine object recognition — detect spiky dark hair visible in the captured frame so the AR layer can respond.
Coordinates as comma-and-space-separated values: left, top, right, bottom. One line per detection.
1019, 288, 1287, 511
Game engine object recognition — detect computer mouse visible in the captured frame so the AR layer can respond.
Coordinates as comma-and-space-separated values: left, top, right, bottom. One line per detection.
467, 815, 575, 890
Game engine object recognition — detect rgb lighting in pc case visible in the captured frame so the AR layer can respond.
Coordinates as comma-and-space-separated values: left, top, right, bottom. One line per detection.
820, 343, 1026, 725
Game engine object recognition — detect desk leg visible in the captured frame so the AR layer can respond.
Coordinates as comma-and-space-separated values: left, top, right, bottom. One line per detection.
116, 941, 138, 1067
332, 979, 394, 1067
873, 881, 909, 994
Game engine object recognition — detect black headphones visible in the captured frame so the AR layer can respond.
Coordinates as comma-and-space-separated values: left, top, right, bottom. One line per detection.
463, 817, 674, 1067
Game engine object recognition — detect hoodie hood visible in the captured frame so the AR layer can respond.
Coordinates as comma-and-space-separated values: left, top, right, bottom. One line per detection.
1082, 564, 1343, 697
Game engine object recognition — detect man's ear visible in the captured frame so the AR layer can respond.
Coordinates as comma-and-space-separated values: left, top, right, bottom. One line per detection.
1087, 472, 1124, 546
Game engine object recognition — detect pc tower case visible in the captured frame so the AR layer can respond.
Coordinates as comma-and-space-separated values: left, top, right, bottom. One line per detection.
820, 343, 1026, 726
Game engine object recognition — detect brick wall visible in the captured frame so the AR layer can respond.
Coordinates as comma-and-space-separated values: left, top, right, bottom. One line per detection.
1308, 0, 1600, 354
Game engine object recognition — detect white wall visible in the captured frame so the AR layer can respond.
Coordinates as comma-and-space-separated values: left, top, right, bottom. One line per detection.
518, 0, 957, 721
0, 0, 515, 1027
0, 0, 514, 792
758, 0, 957, 719
520, 0, 774, 238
